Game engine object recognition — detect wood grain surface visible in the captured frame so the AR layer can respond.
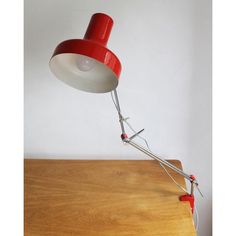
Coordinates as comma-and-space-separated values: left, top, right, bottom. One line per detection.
24, 160, 196, 236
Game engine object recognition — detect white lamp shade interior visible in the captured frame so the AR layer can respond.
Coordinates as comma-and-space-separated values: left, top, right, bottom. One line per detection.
49, 54, 118, 93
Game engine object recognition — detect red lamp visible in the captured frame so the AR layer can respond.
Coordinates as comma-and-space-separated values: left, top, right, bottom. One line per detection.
49, 13, 121, 93
49, 13, 202, 216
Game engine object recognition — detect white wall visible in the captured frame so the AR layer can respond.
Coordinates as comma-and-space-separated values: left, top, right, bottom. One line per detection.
24, 0, 212, 235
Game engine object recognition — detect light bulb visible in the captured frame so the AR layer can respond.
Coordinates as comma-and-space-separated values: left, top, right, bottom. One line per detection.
77, 57, 95, 72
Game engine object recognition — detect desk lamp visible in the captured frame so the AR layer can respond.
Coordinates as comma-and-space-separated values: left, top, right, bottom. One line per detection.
49, 13, 202, 214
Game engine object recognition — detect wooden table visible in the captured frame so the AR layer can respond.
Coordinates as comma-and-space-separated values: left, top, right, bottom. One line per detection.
24, 160, 196, 236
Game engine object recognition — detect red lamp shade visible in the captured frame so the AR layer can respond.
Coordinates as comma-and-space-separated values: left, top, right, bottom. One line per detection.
49, 13, 122, 93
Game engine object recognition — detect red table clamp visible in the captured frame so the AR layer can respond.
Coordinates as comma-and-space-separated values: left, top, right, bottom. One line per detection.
179, 175, 196, 214
180, 194, 195, 214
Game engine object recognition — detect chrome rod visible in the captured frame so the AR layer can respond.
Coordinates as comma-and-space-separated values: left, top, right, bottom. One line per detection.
127, 139, 192, 181
113, 89, 125, 134
129, 129, 145, 140
190, 181, 194, 195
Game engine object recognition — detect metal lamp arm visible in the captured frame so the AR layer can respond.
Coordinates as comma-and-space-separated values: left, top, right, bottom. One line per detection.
112, 89, 198, 186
